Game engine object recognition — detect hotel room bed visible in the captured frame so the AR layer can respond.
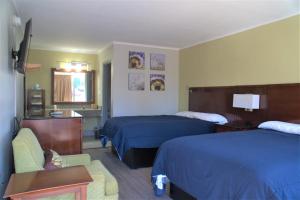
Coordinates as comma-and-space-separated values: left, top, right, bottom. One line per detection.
152, 128, 300, 200
102, 115, 217, 168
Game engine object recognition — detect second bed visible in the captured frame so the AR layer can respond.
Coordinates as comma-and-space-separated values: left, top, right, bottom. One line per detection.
102, 112, 227, 168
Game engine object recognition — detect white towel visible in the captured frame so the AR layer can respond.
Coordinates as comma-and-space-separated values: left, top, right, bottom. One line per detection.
155, 175, 167, 190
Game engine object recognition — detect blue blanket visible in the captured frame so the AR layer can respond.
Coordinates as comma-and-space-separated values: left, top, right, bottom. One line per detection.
102, 115, 215, 159
152, 129, 300, 200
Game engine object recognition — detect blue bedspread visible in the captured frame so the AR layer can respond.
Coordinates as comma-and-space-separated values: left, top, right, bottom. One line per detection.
102, 115, 215, 159
152, 129, 300, 200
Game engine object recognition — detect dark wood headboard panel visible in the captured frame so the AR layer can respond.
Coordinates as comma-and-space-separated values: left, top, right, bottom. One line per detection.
267, 84, 300, 122
189, 83, 300, 125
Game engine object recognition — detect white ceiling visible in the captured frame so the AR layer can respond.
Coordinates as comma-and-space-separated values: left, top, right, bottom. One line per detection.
13, 0, 300, 54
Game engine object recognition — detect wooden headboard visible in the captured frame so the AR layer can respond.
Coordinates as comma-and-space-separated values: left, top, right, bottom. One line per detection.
189, 83, 300, 126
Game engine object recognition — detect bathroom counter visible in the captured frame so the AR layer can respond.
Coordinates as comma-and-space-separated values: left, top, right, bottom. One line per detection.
24, 110, 82, 119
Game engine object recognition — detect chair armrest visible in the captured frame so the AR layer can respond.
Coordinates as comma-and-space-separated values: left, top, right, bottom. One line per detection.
62, 154, 91, 167
86, 167, 106, 199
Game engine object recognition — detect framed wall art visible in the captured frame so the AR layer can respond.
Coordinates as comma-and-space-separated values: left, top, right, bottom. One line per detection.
150, 74, 165, 91
129, 51, 145, 69
150, 53, 165, 71
128, 73, 145, 91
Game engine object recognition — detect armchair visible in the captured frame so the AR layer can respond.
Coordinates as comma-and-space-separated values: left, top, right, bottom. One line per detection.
12, 128, 118, 200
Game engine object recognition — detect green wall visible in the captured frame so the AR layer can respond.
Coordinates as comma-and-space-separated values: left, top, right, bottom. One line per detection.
179, 15, 300, 111
26, 49, 99, 107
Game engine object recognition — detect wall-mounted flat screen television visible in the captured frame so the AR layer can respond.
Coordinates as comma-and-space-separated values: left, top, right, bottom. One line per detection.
13, 18, 32, 74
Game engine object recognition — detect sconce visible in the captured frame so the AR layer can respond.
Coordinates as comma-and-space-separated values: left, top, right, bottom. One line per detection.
233, 94, 260, 112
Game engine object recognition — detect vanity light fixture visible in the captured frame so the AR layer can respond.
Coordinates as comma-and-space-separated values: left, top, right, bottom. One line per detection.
57, 61, 90, 72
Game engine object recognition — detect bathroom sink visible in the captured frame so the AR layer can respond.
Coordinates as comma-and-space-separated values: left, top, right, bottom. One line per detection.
74, 109, 101, 117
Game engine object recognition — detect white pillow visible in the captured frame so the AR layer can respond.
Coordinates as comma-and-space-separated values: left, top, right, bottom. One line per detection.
192, 112, 228, 125
175, 111, 195, 119
258, 121, 300, 135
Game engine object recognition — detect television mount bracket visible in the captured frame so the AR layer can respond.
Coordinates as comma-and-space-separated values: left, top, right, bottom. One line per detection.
11, 49, 18, 60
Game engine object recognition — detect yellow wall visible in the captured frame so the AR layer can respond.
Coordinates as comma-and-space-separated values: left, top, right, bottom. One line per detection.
179, 15, 300, 111
26, 49, 99, 107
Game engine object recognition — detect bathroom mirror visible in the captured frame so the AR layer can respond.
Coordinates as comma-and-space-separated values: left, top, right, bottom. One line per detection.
51, 68, 95, 104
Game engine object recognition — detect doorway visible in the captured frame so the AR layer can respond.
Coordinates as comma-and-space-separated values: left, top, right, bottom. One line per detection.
101, 62, 112, 126
82, 62, 111, 149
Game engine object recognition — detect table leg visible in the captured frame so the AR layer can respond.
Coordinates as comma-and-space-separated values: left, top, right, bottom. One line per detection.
75, 190, 81, 200
80, 185, 87, 200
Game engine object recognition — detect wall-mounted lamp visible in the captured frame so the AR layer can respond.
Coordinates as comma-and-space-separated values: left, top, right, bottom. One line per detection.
233, 94, 260, 112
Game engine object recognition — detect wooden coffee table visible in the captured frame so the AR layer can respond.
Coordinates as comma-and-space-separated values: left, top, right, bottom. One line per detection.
4, 166, 93, 200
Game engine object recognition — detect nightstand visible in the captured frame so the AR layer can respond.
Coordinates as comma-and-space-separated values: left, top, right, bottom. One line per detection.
215, 122, 257, 133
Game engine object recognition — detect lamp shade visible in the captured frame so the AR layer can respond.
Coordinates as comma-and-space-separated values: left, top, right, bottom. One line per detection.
233, 94, 260, 110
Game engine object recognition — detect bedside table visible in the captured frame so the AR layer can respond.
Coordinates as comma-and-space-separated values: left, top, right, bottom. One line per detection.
4, 166, 93, 200
215, 122, 257, 133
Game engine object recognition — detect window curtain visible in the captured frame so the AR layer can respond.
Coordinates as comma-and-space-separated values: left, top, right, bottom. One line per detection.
54, 75, 72, 102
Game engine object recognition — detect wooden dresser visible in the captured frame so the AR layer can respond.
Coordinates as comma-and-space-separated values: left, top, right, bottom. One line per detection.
21, 110, 83, 155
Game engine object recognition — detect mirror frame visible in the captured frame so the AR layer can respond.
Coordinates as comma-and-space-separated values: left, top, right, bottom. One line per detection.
51, 68, 96, 105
